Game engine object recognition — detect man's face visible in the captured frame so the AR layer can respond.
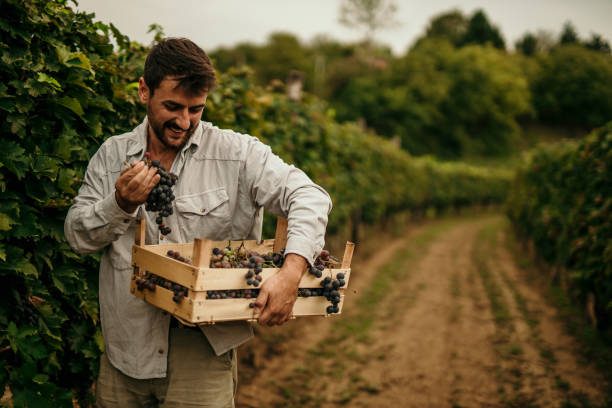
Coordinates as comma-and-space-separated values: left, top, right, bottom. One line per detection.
139, 76, 207, 151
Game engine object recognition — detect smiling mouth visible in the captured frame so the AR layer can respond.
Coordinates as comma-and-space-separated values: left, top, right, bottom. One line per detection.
167, 125, 188, 137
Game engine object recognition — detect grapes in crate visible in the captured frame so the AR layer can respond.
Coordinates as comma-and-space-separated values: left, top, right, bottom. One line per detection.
137, 246, 346, 313
207, 242, 285, 288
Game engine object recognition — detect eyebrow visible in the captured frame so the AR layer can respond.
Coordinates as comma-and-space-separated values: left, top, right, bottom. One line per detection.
162, 100, 206, 110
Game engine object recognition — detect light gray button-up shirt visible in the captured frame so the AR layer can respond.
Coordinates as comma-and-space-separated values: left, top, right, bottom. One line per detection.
64, 118, 332, 379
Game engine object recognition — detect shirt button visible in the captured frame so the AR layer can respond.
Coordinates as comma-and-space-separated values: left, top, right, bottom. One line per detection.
158, 349, 164, 354
160, 235, 164, 241
200, 208, 206, 213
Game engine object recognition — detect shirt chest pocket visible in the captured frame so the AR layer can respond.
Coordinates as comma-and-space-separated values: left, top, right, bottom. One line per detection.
174, 187, 232, 241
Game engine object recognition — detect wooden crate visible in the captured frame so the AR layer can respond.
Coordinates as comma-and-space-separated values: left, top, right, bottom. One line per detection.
130, 217, 354, 324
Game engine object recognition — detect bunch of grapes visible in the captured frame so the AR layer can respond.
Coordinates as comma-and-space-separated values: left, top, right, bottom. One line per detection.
308, 249, 338, 278
143, 153, 178, 235
166, 250, 192, 264
135, 271, 190, 304
319, 273, 345, 314
206, 289, 260, 299
298, 288, 325, 297
207, 243, 284, 288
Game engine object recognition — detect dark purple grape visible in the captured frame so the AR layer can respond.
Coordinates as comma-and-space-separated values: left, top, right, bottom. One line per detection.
320, 250, 330, 261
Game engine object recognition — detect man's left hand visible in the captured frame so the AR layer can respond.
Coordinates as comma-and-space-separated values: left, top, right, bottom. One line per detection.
254, 253, 307, 326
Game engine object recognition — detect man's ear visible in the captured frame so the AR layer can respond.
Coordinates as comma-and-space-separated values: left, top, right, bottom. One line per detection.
138, 77, 149, 104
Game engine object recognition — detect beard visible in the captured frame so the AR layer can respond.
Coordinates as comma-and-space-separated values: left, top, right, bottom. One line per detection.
147, 105, 198, 151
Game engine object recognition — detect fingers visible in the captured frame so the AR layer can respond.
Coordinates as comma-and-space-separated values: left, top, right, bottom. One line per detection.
117, 161, 145, 189
255, 289, 293, 326
255, 292, 288, 326
122, 160, 145, 176
116, 162, 160, 206
129, 164, 154, 186
133, 166, 160, 192
253, 290, 269, 324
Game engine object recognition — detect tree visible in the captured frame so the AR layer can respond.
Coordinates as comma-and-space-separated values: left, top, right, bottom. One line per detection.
533, 30, 557, 53
584, 33, 611, 55
560, 21, 579, 45
515, 32, 538, 56
422, 9, 468, 47
532, 45, 612, 129
440, 45, 531, 156
210, 42, 259, 72
328, 37, 532, 158
253, 32, 311, 86
338, 0, 399, 42
461, 9, 506, 50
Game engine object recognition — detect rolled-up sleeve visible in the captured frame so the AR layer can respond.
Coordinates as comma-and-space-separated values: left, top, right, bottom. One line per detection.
243, 137, 332, 265
64, 146, 138, 254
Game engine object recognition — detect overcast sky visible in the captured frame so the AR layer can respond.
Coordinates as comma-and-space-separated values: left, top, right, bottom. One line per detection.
74, 0, 612, 55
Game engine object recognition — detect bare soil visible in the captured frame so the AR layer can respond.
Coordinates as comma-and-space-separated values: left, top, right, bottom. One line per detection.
235, 214, 608, 408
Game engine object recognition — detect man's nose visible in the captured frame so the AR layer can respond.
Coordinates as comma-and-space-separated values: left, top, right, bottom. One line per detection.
176, 109, 190, 130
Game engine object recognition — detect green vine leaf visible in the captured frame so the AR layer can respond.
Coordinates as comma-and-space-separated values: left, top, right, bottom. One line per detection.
36, 72, 62, 91
56, 96, 84, 116
0, 212, 16, 231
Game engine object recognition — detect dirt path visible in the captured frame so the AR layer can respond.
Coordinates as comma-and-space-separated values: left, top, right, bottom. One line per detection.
235, 214, 608, 408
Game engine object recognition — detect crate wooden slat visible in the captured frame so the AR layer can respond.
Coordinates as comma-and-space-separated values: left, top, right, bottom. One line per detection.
130, 216, 354, 324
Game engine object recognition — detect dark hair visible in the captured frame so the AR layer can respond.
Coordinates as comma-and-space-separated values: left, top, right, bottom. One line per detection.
144, 38, 217, 96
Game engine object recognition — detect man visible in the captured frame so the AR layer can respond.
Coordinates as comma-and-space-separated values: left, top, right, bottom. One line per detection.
64, 38, 332, 407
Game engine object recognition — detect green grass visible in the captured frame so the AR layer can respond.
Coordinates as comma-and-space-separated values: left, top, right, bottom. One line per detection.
473, 224, 514, 330
472, 220, 532, 406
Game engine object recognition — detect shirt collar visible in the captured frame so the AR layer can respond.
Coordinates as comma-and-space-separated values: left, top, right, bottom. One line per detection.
126, 117, 207, 158
126, 118, 148, 158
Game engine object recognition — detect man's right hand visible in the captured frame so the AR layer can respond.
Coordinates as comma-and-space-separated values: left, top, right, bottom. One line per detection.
114, 161, 160, 213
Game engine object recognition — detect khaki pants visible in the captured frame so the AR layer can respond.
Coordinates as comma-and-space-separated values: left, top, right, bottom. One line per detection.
96, 327, 237, 407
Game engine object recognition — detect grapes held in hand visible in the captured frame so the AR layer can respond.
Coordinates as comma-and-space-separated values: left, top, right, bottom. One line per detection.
144, 153, 177, 235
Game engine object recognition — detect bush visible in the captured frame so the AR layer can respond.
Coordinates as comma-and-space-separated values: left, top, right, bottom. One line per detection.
532, 45, 612, 130
0, 0, 144, 405
507, 122, 612, 331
